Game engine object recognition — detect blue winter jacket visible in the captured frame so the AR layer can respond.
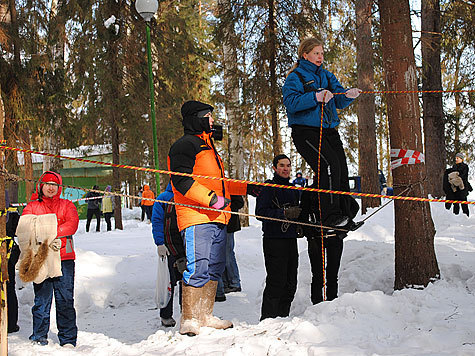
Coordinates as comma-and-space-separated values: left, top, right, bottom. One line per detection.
151, 183, 174, 246
282, 59, 354, 128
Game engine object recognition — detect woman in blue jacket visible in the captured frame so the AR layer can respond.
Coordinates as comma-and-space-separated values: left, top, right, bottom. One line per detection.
282, 37, 360, 228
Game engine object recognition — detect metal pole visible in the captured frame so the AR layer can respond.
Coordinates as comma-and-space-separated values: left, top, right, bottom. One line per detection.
146, 21, 161, 194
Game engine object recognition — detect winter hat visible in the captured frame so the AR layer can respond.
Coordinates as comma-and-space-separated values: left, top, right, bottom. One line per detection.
41, 172, 60, 185
105, 185, 112, 192
455, 153, 464, 160
32, 171, 62, 201
181, 100, 214, 134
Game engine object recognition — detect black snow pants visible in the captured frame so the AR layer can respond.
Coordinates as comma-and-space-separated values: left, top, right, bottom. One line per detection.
291, 125, 351, 222
260, 238, 298, 321
307, 236, 343, 304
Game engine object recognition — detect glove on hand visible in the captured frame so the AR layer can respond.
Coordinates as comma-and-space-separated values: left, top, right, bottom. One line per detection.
174, 257, 187, 274
247, 183, 262, 197
345, 88, 361, 99
157, 244, 169, 258
315, 90, 333, 103
49, 238, 62, 251
283, 206, 302, 221
209, 194, 231, 210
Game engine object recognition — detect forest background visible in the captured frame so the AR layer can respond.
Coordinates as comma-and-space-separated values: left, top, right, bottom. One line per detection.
0, 0, 473, 212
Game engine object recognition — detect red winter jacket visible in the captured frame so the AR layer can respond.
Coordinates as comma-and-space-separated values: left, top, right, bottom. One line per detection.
22, 171, 79, 260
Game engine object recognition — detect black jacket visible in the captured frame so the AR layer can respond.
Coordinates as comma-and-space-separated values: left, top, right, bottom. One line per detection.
227, 195, 244, 233
443, 162, 472, 199
85, 191, 102, 210
256, 173, 300, 239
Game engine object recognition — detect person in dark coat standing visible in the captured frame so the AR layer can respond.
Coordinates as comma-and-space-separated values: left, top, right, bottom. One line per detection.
256, 154, 301, 321
443, 153, 472, 217
216, 195, 245, 301
84, 185, 102, 232
5, 190, 21, 333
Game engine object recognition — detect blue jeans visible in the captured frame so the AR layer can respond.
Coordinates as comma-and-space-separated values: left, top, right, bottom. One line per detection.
181, 223, 226, 287
217, 232, 241, 296
30, 260, 77, 346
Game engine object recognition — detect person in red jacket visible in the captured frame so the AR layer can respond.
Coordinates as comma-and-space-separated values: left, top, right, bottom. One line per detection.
22, 171, 79, 347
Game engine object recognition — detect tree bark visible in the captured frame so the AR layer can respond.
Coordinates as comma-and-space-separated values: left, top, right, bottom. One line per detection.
421, 0, 445, 198
379, 0, 439, 290
21, 130, 34, 201
218, 0, 248, 226
0, 84, 8, 356
356, 0, 380, 214
267, 0, 282, 157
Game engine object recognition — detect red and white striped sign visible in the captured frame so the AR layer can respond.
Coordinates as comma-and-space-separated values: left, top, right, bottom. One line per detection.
390, 149, 425, 170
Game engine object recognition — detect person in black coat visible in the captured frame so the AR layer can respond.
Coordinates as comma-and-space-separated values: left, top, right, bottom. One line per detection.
85, 185, 102, 232
299, 178, 360, 304
6, 190, 21, 333
256, 154, 301, 320
216, 195, 245, 301
443, 153, 472, 217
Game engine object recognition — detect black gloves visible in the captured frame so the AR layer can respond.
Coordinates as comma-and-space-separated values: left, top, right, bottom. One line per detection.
283, 206, 302, 220
247, 183, 262, 197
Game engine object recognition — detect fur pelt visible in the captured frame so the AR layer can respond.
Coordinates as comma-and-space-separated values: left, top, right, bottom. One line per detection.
16, 213, 61, 284
448, 171, 464, 192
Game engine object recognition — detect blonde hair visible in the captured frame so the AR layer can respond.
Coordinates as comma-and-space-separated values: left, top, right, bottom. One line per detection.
287, 37, 324, 76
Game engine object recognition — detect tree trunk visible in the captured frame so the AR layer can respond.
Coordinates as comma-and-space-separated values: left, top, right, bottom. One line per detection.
267, 0, 282, 157
21, 129, 34, 201
421, 0, 445, 198
219, 0, 248, 227
112, 123, 123, 230
379, 0, 439, 290
356, 0, 380, 214
43, 0, 65, 173
0, 84, 8, 356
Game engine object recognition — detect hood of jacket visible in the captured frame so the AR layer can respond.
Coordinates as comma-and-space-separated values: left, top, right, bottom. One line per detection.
31, 171, 63, 202
181, 100, 214, 135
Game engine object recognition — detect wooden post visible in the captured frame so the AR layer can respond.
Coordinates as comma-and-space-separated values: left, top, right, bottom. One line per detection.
0, 83, 8, 355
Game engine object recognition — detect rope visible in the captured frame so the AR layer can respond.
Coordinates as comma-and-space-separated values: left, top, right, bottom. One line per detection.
318, 98, 326, 301
0, 170, 346, 233
2, 144, 472, 206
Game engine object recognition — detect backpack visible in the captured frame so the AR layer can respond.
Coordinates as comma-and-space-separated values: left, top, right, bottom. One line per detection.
163, 197, 185, 258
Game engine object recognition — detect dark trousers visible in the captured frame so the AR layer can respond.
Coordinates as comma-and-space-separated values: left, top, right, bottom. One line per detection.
292, 126, 351, 222
260, 238, 298, 321
142, 205, 153, 221
141, 205, 146, 221
307, 236, 343, 304
445, 202, 469, 216
104, 212, 113, 231
30, 260, 77, 346
86, 208, 101, 232
160, 255, 183, 319
7, 243, 20, 331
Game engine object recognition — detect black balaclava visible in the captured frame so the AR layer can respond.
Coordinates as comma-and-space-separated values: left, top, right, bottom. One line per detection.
181, 100, 214, 135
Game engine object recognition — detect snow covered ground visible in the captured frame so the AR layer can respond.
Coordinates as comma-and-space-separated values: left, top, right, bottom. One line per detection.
6, 193, 475, 355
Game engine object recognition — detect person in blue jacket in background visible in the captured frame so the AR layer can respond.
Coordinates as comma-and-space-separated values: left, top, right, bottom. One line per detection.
151, 182, 181, 327
282, 37, 361, 230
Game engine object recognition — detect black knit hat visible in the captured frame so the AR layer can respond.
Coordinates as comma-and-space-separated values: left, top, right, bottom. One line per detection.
181, 101, 214, 134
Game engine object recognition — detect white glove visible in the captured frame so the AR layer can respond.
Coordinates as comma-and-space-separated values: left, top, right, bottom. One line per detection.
345, 88, 361, 99
157, 244, 169, 258
315, 90, 333, 103
49, 238, 62, 251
